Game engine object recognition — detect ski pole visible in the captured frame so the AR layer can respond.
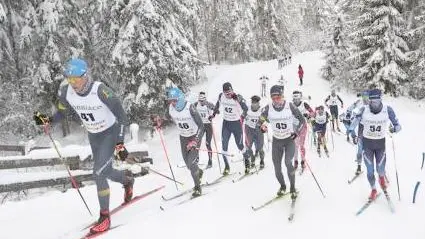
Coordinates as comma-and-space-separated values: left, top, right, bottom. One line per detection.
196, 148, 235, 157
210, 121, 222, 172
330, 128, 334, 151
390, 134, 401, 201
305, 161, 326, 198
155, 124, 179, 191
40, 122, 93, 216
148, 167, 185, 185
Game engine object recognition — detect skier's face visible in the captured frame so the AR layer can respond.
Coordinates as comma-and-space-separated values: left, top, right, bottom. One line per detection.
168, 99, 177, 107
271, 94, 283, 107
199, 100, 205, 106
224, 90, 233, 99
251, 102, 260, 111
67, 75, 87, 93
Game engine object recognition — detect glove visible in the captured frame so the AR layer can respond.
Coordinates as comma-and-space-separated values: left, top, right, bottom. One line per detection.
208, 113, 216, 121
33, 111, 50, 125
231, 93, 238, 100
260, 124, 268, 133
186, 139, 198, 150
290, 132, 297, 140
115, 143, 129, 161
151, 115, 162, 128
389, 125, 401, 133
341, 104, 344, 109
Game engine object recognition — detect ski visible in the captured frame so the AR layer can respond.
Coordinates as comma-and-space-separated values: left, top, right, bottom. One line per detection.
206, 173, 237, 186
177, 163, 205, 169
79, 225, 122, 239
82, 185, 165, 230
383, 191, 395, 213
288, 198, 297, 222
251, 192, 289, 211
348, 171, 363, 184
232, 167, 264, 183
160, 191, 211, 210
355, 193, 381, 216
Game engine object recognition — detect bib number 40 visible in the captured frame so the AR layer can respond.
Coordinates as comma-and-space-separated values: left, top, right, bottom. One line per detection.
178, 123, 190, 129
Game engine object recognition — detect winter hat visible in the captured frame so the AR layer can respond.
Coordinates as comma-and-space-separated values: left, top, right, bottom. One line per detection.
198, 92, 206, 101
270, 85, 283, 96
251, 95, 261, 103
368, 89, 381, 100
292, 90, 302, 99
222, 82, 233, 92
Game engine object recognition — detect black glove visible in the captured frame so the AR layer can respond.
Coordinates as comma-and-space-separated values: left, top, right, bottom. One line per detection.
115, 143, 129, 161
33, 111, 50, 125
231, 93, 238, 100
290, 133, 297, 140
208, 113, 216, 121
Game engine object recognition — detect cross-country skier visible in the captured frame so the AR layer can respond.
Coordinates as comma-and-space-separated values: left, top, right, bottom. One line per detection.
312, 105, 331, 157
348, 89, 401, 200
245, 95, 265, 169
324, 89, 344, 132
193, 91, 216, 168
259, 75, 269, 97
291, 91, 314, 170
209, 82, 249, 175
351, 90, 370, 175
33, 58, 133, 234
155, 87, 205, 197
278, 75, 286, 89
258, 85, 305, 200
340, 99, 359, 144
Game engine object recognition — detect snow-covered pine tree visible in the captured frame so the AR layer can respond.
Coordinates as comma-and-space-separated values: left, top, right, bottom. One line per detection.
110, 0, 200, 124
405, 0, 425, 99
350, 0, 410, 96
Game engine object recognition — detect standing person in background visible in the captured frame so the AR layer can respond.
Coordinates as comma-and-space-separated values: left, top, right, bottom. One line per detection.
324, 89, 344, 132
194, 92, 216, 168
278, 75, 286, 90
34, 58, 133, 235
348, 89, 401, 200
258, 85, 305, 199
259, 75, 269, 97
288, 54, 292, 64
291, 91, 314, 170
209, 82, 250, 175
245, 95, 265, 169
298, 65, 304, 86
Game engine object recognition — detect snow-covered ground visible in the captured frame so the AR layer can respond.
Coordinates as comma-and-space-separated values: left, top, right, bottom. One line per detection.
1, 51, 425, 239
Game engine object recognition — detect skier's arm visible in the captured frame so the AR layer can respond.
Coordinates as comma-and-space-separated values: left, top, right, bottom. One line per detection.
98, 84, 129, 143
337, 95, 344, 107
50, 85, 78, 124
387, 106, 401, 133
303, 102, 314, 117
258, 105, 270, 125
237, 94, 249, 117
206, 101, 215, 111
324, 95, 330, 106
189, 104, 205, 145
348, 106, 365, 132
211, 93, 222, 116
290, 102, 306, 134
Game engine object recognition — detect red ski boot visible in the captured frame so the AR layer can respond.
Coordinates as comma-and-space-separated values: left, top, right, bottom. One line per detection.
379, 176, 387, 191
369, 189, 378, 201
90, 210, 110, 234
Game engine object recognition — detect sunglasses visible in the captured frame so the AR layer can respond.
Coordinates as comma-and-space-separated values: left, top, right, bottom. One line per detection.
67, 76, 83, 84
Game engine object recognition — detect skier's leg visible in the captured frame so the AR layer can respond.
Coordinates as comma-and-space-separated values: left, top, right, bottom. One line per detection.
363, 147, 376, 189
284, 138, 296, 192
221, 121, 231, 168
204, 123, 213, 164
272, 138, 286, 187
375, 147, 387, 189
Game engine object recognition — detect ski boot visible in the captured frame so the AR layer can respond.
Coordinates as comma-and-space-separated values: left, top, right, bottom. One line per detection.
277, 184, 286, 197
369, 188, 378, 201
379, 175, 387, 191
352, 135, 358, 145
294, 160, 299, 170
123, 170, 135, 204
244, 158, 250, 174
250, 155, 256, 168
290, 188, 298, 201
259, 160, 265, 169
355, 164, 361, 175
206, 160, 212, 169
324, 147, 329, 158
90, 210, 110, 234
223, 164, 230, 176
346, 134, 350, 142
192, 185, 202, 197
301, 160, 306, 170
198, 168, 204, 182
317, 148, 321, 157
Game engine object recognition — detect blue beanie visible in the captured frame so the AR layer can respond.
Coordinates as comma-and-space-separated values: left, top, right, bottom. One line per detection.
368, 89, 381, 100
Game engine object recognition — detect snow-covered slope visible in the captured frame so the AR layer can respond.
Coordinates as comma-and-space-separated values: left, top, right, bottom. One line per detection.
1, 51, 424, 239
